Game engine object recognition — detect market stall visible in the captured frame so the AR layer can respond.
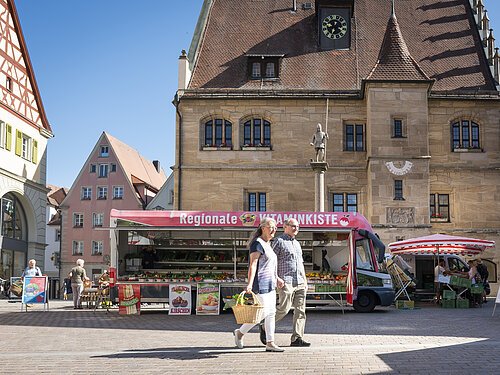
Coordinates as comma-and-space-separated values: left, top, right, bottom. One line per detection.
388, 234, 495, 307
108, 210, 394, 314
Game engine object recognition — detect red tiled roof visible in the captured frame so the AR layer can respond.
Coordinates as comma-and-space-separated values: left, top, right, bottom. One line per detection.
366, 11, 431, 82
189, 0, 496, 93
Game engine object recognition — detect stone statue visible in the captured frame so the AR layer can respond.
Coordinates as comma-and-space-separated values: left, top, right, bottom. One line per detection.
310, 123, 328, 162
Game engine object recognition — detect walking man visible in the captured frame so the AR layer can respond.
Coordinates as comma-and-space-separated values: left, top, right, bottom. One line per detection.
260, 218, 311, 347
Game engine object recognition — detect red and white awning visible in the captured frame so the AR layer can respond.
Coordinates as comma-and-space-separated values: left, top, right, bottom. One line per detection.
388, 234, 495, 256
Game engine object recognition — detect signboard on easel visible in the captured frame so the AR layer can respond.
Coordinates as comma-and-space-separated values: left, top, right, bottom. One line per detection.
492, 287, 500, 317
21, 276, 49, 311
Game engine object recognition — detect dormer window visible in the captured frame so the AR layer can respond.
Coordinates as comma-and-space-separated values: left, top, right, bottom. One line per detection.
247, 55, 282, 79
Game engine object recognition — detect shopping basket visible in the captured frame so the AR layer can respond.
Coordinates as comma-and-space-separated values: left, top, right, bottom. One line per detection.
232, 291, 265, 324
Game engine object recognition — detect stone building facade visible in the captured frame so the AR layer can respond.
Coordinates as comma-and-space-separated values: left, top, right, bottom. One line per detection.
173, 1, 500, 283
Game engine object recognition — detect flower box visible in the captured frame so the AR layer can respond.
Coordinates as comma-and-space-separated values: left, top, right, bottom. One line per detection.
241, 146, 272, 151
202, 146, 233, 151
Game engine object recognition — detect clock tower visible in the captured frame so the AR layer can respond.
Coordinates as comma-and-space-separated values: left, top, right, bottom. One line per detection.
316, 0, 352, 50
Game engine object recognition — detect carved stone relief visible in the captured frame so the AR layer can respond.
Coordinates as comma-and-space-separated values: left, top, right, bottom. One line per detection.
387, 207, 415, 225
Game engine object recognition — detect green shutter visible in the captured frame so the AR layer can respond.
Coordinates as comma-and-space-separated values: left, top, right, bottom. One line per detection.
5, 123, 12, 150
15, 130, 22, 156
32, 139, 38, 163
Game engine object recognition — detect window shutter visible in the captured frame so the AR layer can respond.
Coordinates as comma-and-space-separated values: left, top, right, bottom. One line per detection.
32, 140, 38, 163
15, 130, 22, 156
5, 124, 12, 150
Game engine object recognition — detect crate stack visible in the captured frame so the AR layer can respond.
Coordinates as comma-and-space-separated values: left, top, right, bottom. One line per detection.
441, 289, 456, 308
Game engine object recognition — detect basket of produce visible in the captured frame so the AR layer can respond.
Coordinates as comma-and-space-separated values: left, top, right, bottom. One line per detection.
231, 291, 265, 324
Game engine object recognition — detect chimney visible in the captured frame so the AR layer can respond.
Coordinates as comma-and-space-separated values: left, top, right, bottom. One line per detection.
292, 0, 297, 12
178, 50, 191, 91
153, 160, 160, 173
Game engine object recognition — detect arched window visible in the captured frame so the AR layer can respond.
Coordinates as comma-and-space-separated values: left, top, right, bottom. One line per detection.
203, 118, 232, 148
451, 120, 480, 150
1, 193, 27, 241
242, 118, 271, 148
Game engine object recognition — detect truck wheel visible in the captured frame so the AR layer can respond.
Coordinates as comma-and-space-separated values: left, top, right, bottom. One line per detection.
353, 292, 377, 313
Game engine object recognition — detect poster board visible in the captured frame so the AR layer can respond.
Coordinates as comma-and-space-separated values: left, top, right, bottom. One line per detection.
118, 284, 141, 315
196, 283, 220, 315
22, 276, 48, 304
9, 277, 23, 299
169, 283, 191, 315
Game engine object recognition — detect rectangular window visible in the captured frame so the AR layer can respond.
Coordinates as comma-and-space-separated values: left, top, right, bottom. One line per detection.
393, 119, 403, 138
263, 121, 271, 145
244, 122, 251, 145
344, 124, 364, 151
98, 164, 109, 178
6, 76, 12, 91
248, 192, 267, 212
92, 213, 104, 227
92, 241, 103, 255
332, 193, 358, 212
73, 213, 84, 228
111, 163, 117, 172
253, 119, 261, 145
0, 121, 5, 149
461, 121, 469, 148
81, 187, 92, 200
265, 63, 275, 78
100, 146, 109, 157
224, 121, 232, 146
97, 186, 108, 200
113, 186, 124, 199
55, 228, 61, 242
215, 119, 223, 146
430, 193, 450, 222
72, 241, 84, 255
394, 180, 404, 200
204, 120, 213, 146
90, 164, 96, 173
252, 62, 261, 78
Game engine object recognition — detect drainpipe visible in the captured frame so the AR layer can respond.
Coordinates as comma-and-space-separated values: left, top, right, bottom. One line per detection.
173, 94, 183, 210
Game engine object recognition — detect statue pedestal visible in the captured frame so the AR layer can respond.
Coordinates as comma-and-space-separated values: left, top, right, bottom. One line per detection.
310, 161, 328, 212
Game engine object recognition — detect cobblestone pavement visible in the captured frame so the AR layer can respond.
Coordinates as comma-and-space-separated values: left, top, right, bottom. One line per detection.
0, 299, 499, 374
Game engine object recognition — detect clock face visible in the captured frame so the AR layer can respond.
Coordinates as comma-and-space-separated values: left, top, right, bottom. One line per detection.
322, 14, 348, 39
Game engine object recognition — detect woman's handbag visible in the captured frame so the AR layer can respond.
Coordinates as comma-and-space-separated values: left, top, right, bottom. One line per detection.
232, 291, 265, 324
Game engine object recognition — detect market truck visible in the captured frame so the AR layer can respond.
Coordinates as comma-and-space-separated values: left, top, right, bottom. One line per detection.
108, 210, 394, 313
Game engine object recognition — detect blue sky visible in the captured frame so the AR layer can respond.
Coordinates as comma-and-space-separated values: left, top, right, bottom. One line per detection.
15, 0, 500, 189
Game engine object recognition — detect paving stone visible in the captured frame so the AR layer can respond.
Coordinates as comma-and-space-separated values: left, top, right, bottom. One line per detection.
0, 299, 499, 374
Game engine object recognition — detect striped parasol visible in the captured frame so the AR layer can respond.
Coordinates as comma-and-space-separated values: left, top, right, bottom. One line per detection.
388, 234, 495, 256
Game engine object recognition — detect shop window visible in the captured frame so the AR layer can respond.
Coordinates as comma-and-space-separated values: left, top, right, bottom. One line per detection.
430, 193, 450, 222
248, 192, 266, 212
1, 193, 27, 240
451, 120, 481, 151
332, 193, 357, 212
344, 124, 364, 151
203, 118, 232, 148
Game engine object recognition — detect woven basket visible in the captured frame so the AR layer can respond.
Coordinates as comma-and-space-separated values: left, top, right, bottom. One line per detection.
232, 291, 265, 324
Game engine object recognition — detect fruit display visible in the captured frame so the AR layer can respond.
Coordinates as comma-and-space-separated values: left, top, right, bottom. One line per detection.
306, 272, 347, 285
117, 271, 244, 283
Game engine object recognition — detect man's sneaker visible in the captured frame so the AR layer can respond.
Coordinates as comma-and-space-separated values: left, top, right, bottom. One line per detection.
233, 329, 244, 349
290, 338, 311, 347
259, 323, 267, 345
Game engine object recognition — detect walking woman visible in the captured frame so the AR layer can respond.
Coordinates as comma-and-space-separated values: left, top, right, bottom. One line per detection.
233, 217, 284, 352
68, 259, 89, 309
